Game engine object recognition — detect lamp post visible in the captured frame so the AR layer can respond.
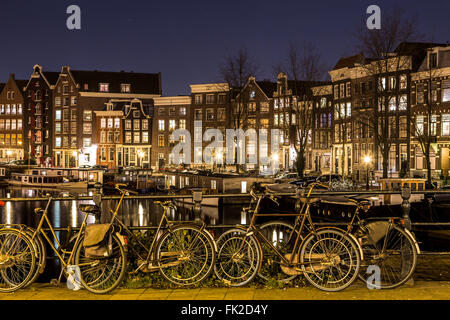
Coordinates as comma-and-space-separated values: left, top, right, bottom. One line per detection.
363, 155, 372, 190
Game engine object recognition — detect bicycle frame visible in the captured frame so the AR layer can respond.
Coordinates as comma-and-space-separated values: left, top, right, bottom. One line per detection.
107, 188, 210, 271
30, 196, 91, 270
246, 183, 328, 269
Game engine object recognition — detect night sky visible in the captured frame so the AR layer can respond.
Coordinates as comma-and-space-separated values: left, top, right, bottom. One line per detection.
1, 0, 449, 96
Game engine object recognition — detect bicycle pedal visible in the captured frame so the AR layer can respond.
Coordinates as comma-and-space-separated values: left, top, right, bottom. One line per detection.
50, 279, 59, 286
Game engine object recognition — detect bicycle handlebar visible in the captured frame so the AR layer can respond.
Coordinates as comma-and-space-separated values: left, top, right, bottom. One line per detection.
154, 200, 177, 209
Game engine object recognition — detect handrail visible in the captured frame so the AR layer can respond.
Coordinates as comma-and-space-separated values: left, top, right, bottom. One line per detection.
1, 189, 450, 202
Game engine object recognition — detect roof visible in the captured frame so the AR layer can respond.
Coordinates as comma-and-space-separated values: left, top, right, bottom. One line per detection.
255, 81, 277, 98
70, 70, 161, 95
333, 53, 365, 70
394, 42, 447, 70
0, 83, 5, 93
417, 45, 450, 72
287, 80, 328, 96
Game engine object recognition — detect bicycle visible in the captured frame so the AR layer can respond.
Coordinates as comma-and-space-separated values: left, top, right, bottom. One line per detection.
344, 195, 419, 289
0, 191, 127, 294
214, 182, 362, 291
104, 184, 216, 286
256, 186, 420, 289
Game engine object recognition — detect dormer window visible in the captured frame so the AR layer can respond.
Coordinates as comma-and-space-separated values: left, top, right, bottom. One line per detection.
99, 83, 109, 92
121, 84, 131, 93
429, 52, 437, 69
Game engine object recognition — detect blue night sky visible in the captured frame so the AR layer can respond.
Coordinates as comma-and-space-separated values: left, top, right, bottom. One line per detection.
0, 0, 449, 95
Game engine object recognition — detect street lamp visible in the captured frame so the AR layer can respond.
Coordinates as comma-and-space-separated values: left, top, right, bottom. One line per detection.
138, 151, 145, 169
363, 155, 372, 190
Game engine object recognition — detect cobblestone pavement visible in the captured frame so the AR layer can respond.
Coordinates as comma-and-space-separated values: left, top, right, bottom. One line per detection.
0, 255, 448, 300
1, 281, 449, 300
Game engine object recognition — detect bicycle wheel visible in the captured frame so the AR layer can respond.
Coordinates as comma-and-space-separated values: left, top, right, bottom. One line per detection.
0, 228, 36, 292
300, 228, 360, 292
357, 222, 418, 289
258, 221, 300, 283
24, 231, 46, 287
214, 228, 261, 287
74, 233, 127, 294
156, 224, 215, 286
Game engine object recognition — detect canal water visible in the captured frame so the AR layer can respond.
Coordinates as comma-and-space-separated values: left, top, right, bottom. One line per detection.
0, 187, 249, 282
1, 187, 448, 282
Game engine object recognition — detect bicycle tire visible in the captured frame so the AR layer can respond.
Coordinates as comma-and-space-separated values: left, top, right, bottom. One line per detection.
74, 232, 127, 294
24, 231, 46, 287
300, 228, 361, 292
0, 228, 36, 293
156, 224, 216, 286
214, 228, 261, 287
357, 223, 418, 289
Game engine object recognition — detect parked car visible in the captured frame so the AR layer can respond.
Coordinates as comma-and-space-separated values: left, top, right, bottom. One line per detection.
315, 174, 343, 184
274, 172, 299, 183
288, 176, 318, 187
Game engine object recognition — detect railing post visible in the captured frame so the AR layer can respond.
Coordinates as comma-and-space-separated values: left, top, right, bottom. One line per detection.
192, 189, 203, 221
93, 182, 103, 221
401, 186, 411, 231
401, 185, 414, 286
93, 182, 102, 206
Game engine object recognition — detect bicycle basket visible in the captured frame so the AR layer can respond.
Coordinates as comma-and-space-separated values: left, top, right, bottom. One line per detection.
83, 224, 112, 258
365, 221, 390, 245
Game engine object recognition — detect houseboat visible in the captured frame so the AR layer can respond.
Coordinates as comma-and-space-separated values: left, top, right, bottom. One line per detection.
5, 167, 104, 189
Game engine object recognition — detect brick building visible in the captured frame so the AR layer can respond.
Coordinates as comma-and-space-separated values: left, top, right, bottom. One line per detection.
152, 96, 191, 170
0, 74, 27, 162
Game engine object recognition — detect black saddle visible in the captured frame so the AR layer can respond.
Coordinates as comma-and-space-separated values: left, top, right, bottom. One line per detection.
79, 204, 100, 215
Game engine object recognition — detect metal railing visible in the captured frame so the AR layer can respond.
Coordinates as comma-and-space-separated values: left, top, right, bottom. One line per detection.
1, 188, 449, 255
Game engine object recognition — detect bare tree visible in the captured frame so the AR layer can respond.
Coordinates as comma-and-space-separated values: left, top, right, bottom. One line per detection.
280, 42, 326, 177
219, 47, 258, 173
354, 9, 422, 178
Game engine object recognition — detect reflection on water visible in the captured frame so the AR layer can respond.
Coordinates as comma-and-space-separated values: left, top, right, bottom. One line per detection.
0, 187, 248, 230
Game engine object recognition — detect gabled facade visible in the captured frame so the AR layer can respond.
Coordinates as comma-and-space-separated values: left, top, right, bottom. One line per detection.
410, 45, 450, 179
121, 99, 152, 168
311, 84, 333, 174
152, 96, 191, 170
50, 67, 161, 167
23, 65, 59, 166
189, 83, 230, 170
0, 74, 27, 162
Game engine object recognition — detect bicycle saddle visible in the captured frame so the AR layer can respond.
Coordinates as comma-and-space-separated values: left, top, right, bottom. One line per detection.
79, 204, 100, 214
299, 197, 320, 204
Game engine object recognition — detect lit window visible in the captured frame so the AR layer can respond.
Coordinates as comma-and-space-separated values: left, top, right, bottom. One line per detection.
159, 120, 165, 131
83, 138, 91, 147
99, 83, 109, 92
121, 84, 131, 93
83, 110, 92, 121
169, 120, 176, 131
